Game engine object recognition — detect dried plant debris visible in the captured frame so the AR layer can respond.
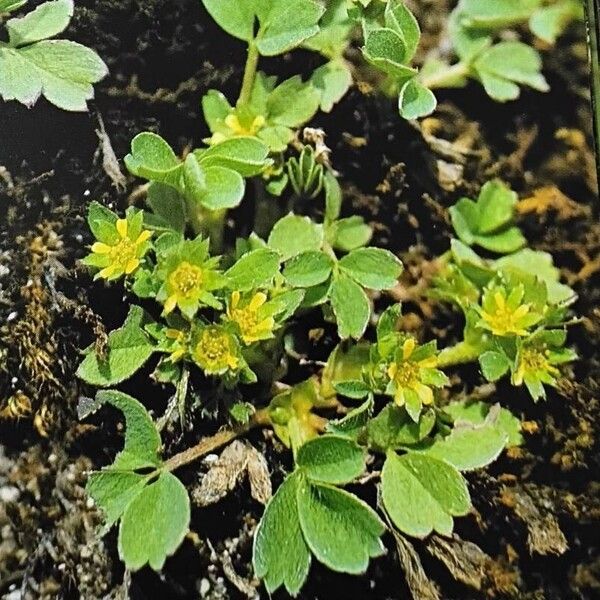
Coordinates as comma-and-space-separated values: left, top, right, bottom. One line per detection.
192, 441, 272, 507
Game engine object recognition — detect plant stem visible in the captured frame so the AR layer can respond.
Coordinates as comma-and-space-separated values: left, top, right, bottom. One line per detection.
163, 407, 271, 473
419, 62, 469, 90
238, 42, 259, 106
187, 200, 227, 253
437, 342, 481, 368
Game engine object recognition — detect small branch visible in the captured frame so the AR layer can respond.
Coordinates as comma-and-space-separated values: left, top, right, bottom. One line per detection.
419, 62, 469, 90
238, 43, 260, 106
163, 408, 271, 473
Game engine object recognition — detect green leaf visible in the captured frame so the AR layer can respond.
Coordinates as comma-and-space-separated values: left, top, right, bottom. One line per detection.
460, 0, 541, 28
363, 27, 418, 80
87, 201, 117, 240
283, 251, 333, 288
91, 389, 161, 470
76, 306, 155, 387
201, 0, 256, 41
476, 180, 517, 234
311, 60, 353, 112
382, 452, 471, 538
0, 1, 27, 15
479, 350, 510, 381
255, 0, 325, 56
339, 247, 402, 290
7, 0, 72, 46
367, 404, 435, 451
297, 478, 385, 574
444, 400, 523, 447
118, 472, 190, 571
330, 274, 371, 339
124, 133, 182, 187
87, 471, 149, 534
267, 76, 321, 128
377, 303, 402, 340
384, 0, 421, 61
324, 170, 342, 222
196, 137, 270, 177
202, 89, 233, 132
145, 183, 186, 233
398, 77, 437, 120
334, 380, 371, 399
201, 166, 244, 209
423, 419, 508, 471
268, 214, 323, 261
297, 435, 365, 484
529, 1, 582, 44
474, 41, 549, 102
0, 39, 108, 111
226, 248, 281, 291
331, 216, 372, 252
327, 397, 374, 439
253, 472, 311, 596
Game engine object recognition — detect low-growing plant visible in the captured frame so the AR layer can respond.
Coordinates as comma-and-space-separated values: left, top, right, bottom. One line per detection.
0, 0, 107, 111
71, 1, 579, 596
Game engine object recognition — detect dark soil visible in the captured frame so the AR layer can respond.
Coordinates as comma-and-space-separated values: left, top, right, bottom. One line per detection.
1, 1, 599, 599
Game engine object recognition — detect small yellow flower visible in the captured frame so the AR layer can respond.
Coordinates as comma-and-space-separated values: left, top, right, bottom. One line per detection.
163, 261, 205, 315
224, 113, 265, 137
226, 291, 275, 345
164, 328, 188, 363
192, 326, 239, 375
480, 291, 532, 336
385, 338, 445, 410
89, 217, 151, 280
513, 346, 560, 387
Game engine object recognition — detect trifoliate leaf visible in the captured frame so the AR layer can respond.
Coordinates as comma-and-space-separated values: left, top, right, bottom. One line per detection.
0, 39, 108, 111
225, 248, 281, 291
283, 251, 333, 288
311, 59, 353, 112
367, 404, 436, 452
253, 472, 311, 596
255, 0, 325, 56
330, 274, 371, 339
77, 306, 155, 387
195, 136, 270, 177
382, 452, 471, 538
90, 389, 162, 470
422, 419, 508, 471
398, 77, 437, 120
479, 350, 511, 381
339, 247, 403, 290
268, 214, 323, 260
118, 471, 190, 571
297, 435, 365, 484
331, 216, 372, 252
473, 41, 549, 102
297, 479, 386, 574
7, 0, 72, 46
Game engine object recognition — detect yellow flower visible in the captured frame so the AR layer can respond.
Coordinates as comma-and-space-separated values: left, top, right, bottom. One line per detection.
163, 261, 205, 315
164, 328, 188, 363
224, 113, 265, 136
513, 346, 560, 387
226, 291, 275, 345
192, 326, 240, 375
479, 285, 541, 337
385, 338, 445, 410
89, 217, 151, 280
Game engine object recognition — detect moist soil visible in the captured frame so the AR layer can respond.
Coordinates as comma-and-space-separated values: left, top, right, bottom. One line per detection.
0, 1, 599, 599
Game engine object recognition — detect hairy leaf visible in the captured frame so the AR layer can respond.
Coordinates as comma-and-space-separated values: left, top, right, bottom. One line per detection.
330, 274, 371, 339
226, 248, 281, 290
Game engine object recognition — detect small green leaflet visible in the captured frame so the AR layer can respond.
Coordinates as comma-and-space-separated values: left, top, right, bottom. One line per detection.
76, 306, 155, 387
382, 451, 471, 538
339, 247, 403, 290
225, 248, 281, 291
331, 216, 372, 252
268, 213, 324, 260
398, 77, 437, 120
283, 251, 333, 288
85, 391, 190, 572
0, 0, 108, 111
296, 435, 365, 484
330, 274, 371, 340
367, 404, 436, 452
0, 1, 27, 14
